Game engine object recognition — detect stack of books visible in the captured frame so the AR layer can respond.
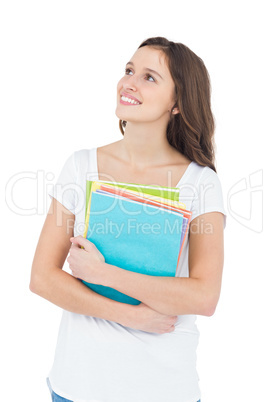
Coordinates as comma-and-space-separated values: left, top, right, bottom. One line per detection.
82, 180, 191, 305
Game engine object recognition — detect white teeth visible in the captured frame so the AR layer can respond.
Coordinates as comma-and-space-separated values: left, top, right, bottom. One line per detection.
121, 95, 140, 105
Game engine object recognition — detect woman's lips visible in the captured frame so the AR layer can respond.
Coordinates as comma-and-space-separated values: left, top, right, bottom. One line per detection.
120, 94, 141, 105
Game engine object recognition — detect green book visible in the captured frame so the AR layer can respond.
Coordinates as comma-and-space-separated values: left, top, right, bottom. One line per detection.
85, 180, 181, 220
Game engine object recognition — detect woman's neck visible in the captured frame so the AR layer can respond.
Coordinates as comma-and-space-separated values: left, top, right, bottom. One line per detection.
119, 121, 176, 169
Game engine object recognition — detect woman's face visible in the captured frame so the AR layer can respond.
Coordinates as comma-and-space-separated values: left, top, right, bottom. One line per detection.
116, 46, 177, 127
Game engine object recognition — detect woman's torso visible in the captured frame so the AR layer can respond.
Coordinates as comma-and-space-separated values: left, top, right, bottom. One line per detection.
48, 145, 206, 402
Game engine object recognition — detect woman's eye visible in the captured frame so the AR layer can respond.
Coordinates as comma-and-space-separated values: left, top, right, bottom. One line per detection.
125, 68, 133, 75
145, 74, 155, 82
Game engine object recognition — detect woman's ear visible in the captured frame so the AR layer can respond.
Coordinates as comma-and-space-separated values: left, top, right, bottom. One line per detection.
172, 106, 180, 115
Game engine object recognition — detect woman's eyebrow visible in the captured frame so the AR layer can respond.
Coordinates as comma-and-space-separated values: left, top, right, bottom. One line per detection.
126, 61, 163, 80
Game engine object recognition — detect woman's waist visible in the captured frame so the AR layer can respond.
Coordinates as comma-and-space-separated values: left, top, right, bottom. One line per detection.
59, 310, 199, 342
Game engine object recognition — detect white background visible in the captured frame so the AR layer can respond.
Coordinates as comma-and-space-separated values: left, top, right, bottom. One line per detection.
1, 0, 267, 401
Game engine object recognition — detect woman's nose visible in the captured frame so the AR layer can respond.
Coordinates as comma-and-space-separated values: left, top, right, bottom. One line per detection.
123, 75, 138, 92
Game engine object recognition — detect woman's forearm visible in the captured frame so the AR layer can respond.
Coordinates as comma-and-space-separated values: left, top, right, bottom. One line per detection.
88, 214, 224, 317
68, 235, 220, 317
100, 262, 218, 316
30, 266, 178, 334
30, 265, 136, 326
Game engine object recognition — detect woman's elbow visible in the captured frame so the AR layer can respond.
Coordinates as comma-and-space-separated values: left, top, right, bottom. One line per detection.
201, 294, 219, 317
29, 270, 42, 295
203, 304, 216, 317
29, 264, 49, 296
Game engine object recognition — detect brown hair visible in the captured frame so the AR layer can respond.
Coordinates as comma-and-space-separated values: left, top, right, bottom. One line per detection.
119, 36, 216, 172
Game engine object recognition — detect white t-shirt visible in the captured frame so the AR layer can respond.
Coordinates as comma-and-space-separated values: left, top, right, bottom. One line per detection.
48, 148, 226, 402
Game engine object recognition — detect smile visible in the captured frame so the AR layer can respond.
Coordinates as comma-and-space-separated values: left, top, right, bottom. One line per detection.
120, 95, 141, 105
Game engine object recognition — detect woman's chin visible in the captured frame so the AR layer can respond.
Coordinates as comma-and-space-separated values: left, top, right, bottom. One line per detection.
115, 106, 125, 120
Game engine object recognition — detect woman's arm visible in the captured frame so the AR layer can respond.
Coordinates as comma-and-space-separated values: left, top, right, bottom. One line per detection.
70, 212, 224, 316
30, 198, 178, 334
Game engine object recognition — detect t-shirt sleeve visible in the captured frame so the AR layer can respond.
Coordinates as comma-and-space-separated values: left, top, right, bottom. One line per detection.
48, 152, 79, 214
191, 167, 226, 226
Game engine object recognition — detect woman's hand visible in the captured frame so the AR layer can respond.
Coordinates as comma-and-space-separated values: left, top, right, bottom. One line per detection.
67, 235, 105, 284
126, 302, 178, 334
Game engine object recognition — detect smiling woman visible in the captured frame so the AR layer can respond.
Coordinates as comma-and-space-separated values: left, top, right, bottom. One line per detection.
30, 36, 225, 402
119, 37, 216, 173
117, 44, 180, 137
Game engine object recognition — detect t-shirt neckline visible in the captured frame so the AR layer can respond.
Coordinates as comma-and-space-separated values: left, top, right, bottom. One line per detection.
93, 147, 194, 188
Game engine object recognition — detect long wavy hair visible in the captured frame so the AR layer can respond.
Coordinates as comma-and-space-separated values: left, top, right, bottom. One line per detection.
119, 37, 216, 172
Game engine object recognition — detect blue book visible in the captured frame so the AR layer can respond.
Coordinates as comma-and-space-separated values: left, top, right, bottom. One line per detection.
83, 191, 184, 305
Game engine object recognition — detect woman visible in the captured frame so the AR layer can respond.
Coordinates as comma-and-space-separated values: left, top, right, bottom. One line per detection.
30, 37, 225, 402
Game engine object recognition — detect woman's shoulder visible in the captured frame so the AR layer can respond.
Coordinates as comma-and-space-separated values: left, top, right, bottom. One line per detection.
97, 140, 123, 156
58, 148, 98, 178
72, 148, 94, 160
70, 141, 121, 172
184, 161, 222, 189
189, 161, 218, 177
